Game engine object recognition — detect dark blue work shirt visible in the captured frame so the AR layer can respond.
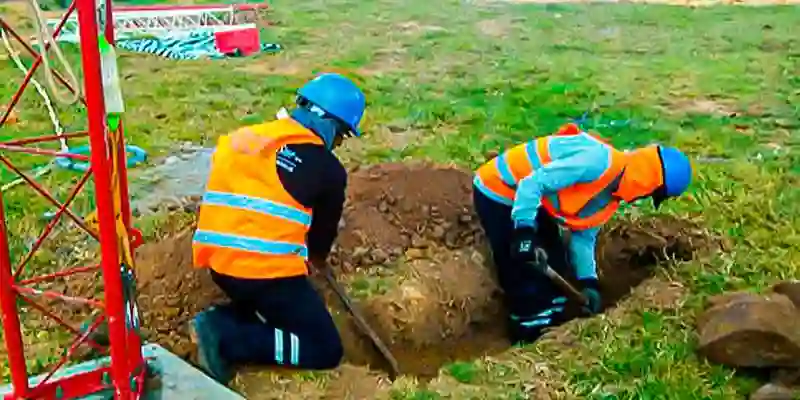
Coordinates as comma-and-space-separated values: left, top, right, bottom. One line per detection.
275, 143, 347, 260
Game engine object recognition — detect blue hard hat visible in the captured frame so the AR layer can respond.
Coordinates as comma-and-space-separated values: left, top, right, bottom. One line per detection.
297, 73, 366, 137
653, 146, 692, 207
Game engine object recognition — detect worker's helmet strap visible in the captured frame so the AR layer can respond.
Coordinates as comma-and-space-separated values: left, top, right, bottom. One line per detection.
297, 96, 352, 137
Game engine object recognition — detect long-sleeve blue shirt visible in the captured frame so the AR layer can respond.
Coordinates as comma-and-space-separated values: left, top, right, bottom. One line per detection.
494, 133, 619, 280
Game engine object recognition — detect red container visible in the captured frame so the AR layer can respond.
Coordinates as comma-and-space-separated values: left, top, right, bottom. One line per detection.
215, 26, 261, 56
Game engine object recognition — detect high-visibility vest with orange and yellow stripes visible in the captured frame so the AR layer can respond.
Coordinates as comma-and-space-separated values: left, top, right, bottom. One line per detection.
192, 118, 323, 279
474, 124, 627, 231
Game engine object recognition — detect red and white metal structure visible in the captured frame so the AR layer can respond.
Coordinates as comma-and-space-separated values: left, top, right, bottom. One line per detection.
0, 0, 146, 398
1, 0, 256, 397
47, 3, 269, 43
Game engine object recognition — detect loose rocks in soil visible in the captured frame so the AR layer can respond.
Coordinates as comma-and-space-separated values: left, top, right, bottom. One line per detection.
330, 162, 480, 271
57, 162, 717, 379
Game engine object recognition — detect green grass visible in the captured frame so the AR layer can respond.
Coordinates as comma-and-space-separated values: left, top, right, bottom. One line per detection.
1, 0, 799, 398
446, 361, 480, 384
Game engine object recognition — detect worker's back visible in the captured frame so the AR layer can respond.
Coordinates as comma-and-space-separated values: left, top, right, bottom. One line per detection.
474, 124, 626, 230
192, 118, 346, 279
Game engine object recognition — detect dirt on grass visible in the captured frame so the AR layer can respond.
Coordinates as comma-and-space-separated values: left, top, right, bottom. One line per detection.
666, 98, 739, 117
55, 162, 717, 390
235, 57, 305, 76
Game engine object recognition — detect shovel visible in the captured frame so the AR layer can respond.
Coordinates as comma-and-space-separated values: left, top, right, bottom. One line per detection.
530, 248, 589, 307
318, 264, 401, 380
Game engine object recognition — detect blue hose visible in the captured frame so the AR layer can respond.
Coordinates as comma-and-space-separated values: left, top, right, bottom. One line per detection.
44, 145, 147, 220
54, 144, 147, 172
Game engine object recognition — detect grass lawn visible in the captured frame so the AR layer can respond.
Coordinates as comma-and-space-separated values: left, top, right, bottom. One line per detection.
1, 0, 799, 398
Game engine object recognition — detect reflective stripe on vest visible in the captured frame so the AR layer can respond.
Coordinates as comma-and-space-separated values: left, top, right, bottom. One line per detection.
202, 191, 312, 226
193, 190, 311, 258
474, 133, 626, 230
194, 231, 308, 258
192, 118, 323, 279
473, 141, 543, 206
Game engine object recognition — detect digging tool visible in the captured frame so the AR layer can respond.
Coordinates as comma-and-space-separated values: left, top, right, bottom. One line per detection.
530, 248, 589, 307
319, 264, 401, 379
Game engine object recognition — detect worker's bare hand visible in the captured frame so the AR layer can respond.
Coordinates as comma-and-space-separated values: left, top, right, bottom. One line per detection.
307, 256, 328, 274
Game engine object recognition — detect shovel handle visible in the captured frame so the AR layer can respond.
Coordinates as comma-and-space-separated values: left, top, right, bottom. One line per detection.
320, 266, 401, 379
530, 250, 589, 306
541, 265, 589, 306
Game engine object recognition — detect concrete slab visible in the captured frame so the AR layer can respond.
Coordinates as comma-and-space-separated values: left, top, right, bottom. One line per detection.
0, 343, 244, 400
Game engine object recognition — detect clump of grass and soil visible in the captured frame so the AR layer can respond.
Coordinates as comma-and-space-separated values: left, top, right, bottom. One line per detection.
1, 0, 798, 398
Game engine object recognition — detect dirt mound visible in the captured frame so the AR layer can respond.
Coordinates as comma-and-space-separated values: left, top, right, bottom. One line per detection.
331, 246, 508, 378
56, 162, 717, 382
361, 248, 500, 347
332, 162, 478, 270
61, 230, 225, 360
132, 230, 225, 357
595, 216, 713, 310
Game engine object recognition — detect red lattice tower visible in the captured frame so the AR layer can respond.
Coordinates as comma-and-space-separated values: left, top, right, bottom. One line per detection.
0, 0, 147, 398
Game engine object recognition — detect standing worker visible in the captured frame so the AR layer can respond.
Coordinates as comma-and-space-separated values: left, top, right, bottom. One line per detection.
189, 73, 366, 383
473, 123, 692, 344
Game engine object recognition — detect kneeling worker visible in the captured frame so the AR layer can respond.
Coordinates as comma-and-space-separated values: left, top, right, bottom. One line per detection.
189, 73, 366, 383
473, 123, 692, 344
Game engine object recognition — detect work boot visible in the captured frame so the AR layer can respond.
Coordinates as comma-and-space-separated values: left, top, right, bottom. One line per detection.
189, 307, 232, 384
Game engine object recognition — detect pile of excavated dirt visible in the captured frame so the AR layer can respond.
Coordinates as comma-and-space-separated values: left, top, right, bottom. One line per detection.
336, 246, 508, 377
57, 162, 717, 379
362, 248, 500, 347
595, 216, 713, 310
331, 162, 479, 271
132, 231, 224, 357
60, 230, 224, 360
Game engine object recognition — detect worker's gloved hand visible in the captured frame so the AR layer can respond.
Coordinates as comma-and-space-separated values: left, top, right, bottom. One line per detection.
578, 278, 602, 315
510, 226, 546, 266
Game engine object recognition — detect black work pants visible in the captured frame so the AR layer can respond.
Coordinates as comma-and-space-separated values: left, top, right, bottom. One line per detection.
473, 188, 572, 344
209, 270, 343, 369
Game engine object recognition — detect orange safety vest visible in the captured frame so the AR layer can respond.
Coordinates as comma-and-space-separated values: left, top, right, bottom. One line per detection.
192, 118, 324, 279
475, 124, 627, 231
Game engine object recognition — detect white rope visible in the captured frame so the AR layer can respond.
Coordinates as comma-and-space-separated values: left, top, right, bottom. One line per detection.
26, 0, 82, 106
0, 164, 53, 192
1, 27, 69, 191
1, 29, 68, 152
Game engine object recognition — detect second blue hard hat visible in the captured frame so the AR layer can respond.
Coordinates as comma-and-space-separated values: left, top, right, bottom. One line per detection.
653, 146, 692, 207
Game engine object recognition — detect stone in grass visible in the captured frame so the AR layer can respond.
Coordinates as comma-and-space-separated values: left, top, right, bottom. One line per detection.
750, 383, 798, 400
772, 369, 800, 388
697, 292, 800, 368
772, 281, 800, 309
